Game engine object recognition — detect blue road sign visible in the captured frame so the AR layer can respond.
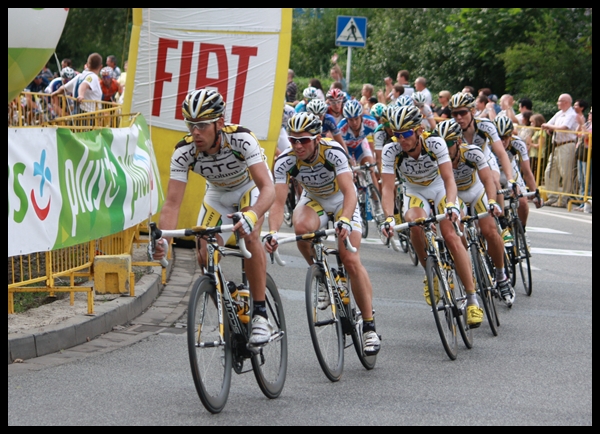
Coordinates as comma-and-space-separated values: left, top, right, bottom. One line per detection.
336, 16, 367, 48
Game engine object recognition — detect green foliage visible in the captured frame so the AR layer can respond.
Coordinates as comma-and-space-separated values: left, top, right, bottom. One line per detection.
55, 8, 131, 73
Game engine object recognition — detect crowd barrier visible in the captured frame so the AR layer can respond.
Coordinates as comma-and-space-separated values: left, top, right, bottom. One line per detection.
8, 94, 168, 315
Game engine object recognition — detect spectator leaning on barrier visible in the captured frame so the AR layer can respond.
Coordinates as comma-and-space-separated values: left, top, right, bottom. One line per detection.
52, 53, 103, 114
541, 93, 579, 208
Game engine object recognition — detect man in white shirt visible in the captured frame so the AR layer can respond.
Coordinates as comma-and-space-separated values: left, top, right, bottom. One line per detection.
51, 53, 103, 114
414, 76, 432, 108
541, 93, 579, 207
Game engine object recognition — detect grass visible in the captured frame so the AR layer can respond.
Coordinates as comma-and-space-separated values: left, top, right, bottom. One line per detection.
12, 292, 64, 313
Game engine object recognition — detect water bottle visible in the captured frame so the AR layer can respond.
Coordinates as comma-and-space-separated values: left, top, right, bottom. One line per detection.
236, 284, 251, 324
333, 269, 350, 305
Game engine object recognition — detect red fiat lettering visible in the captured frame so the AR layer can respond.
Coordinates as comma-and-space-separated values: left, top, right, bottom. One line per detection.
152, 38, 178, 117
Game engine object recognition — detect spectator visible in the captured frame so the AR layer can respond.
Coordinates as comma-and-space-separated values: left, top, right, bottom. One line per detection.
330, 53, 347, 93
24, 73, 50, 114
541, 93, 579, 207
286, 69, 298, 105
106, 55, 121, 80
360, 83, 374, 112
498, 94, 520, 124
474, 94, 492, 119
413, 76, 432, 107
100, 66, 123, 102
117, 60, 128, 104
309, 78, 326, 101
39, 62, 54, 83
478, 88, 501, 116
52, 52, 103, 114
516, 97, 533, 125
45, 67, 76, 117
397, 70, 414, 97
517, 110, 533, 144
526, 113, 547, 179
462, 85, 476, 96
294, 86, 319, 113
435, 90, 452, 119
574, 102, 592, 208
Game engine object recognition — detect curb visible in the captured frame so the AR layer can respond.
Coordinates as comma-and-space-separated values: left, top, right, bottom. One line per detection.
8, 269, 165, 365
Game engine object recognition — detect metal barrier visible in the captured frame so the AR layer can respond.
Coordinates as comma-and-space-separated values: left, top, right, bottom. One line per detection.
8, 94, 166, 315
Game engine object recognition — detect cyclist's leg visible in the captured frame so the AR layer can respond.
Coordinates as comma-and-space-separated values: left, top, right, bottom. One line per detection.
403, 186, 432, 268
294, 195, 328, 265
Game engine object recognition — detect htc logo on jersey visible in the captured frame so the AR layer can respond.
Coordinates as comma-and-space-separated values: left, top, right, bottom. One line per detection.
198, 160, 242, 176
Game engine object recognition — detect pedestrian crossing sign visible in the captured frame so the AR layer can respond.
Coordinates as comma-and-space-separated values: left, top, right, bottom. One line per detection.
336, 16, 367, 48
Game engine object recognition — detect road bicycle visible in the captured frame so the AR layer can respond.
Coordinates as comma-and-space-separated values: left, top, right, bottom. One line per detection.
352, 162, 385, 239
460, 211, 501, 336
389, 179, 419, 266
393, 213, 472, 360
149, 221, 287, 414
270, 224, 377, 382
498, 188, 536, 296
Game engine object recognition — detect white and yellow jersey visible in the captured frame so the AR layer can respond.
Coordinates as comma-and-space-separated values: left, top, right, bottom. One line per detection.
169, 124, 268, 191
452, 143, 489, 191
273, 139, 350, 198
381, 134, 450, 187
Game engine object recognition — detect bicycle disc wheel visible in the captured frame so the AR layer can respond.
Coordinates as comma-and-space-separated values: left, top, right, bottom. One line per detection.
188, 276, 232, 414
305, 264, 344, 382
346, 282, 377, 370
426, 256, 458, 360
450, 269, 473, 349
513, 220, 532, 296
251, 273, 288, 399
471, 245, 498, 336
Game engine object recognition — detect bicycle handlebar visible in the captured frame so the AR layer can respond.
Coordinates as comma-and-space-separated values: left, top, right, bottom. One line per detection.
149, 222, 252, 268
270, 228, 357, 266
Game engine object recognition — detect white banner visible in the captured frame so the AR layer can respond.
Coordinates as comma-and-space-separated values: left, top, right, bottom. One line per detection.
131, 8, 284, 139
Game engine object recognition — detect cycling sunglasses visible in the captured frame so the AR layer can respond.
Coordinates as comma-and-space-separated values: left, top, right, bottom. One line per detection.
288, 135, 317, 145
185, 118, 219, 132
392, 129, 416, 140
451, 109, 470, 118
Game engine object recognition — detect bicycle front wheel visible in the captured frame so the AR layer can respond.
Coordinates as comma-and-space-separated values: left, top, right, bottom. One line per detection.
406, 234, 419, 266
251, 273, 288, 399
450, 268, 473, 349
471, 244, 499, 336
358, 190, 369, 239
305, 264, 344, 382
346, 287, 377, 370
513, 220, 532, 296
426, 256, 458, 360
188, 276, 232, 414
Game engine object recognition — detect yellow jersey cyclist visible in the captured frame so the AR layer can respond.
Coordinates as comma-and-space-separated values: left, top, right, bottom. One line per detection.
378, 106, 483, 327
437, 119, 515, 307
493, 116, 543, 247
264, 112, 381, 356
449, 92, 519, 208
151, 88, 276, 346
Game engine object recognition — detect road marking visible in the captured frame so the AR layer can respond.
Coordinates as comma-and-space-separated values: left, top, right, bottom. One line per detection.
530, 247, 592, 257
525, 227, 569, 234
529, 208, 592, 224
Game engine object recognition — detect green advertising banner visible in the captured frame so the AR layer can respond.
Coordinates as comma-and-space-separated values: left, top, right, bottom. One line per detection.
8, 116, 164, 257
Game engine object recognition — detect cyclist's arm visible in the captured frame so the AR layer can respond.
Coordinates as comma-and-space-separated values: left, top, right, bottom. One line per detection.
155, 179, 187, 258
477, 165, 498, 208
333, 132, 349, 154
268, 182, 289, 235
439, 161, 458, 208
519, 160, 538, 194
380, 172, 397, 218
491, 139, 515, 185
245, 162, 276, 222
338, 171, 358, 221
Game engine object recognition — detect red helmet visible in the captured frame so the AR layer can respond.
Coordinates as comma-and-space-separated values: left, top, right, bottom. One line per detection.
326, 88, 343, 101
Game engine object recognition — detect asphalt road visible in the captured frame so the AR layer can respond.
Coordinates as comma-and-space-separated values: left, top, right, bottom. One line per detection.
7, 206, 592, 426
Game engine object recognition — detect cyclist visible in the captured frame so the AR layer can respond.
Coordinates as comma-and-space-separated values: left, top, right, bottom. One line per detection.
99, 66, 123, 103
306, 98, 348, 154
264, 112, 381, 356
449, 92, 518, 208
338, 99, 382, 207
45, 67, 76, 117
379, 106, 483, 327
295, 86, 319, 113
494, 116, 543, 241
151, 88, 276, 346
275, 103, 296, 158
437, 119, 515, 307
325, 88, 345, 125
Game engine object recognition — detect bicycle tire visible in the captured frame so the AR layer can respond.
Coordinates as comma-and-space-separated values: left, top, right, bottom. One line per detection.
450, 268, 473, 349
305, 264, 344, 382
368, 184, 384, 223
346, 281, 377, 370
283, 183, 295, 227
512, 220, 532, 296
426, 256, 458, 360
359, 199, 369, 239
188, 276, 232, 414
504, 227, 517, 287
251, 273, 288, 399
406, 235, 419, 266
470, 244, 499, 336
398, 231, 410, 253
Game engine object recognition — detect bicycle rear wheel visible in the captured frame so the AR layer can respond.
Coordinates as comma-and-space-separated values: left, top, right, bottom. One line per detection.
358, 189, 369, 239
346, 281, 377, 370
305, 264, 344, 382
283, 183, 295, 227
470, 244, 499, 336
188, 276, 232, 414
251, 273, 288, 399
426, 256, 458, 360
512, 220, 532, 296
406, 234, 419, 266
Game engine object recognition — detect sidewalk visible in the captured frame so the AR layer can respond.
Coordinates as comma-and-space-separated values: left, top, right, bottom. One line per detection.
8, 247, 199, 367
